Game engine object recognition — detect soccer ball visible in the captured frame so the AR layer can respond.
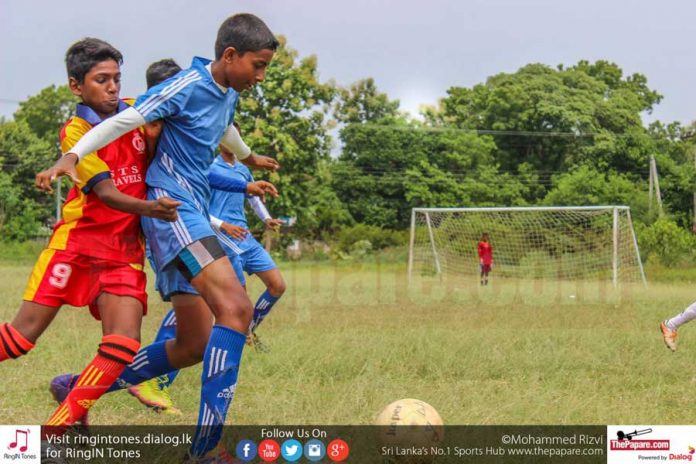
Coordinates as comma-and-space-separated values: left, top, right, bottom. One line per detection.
374, 398, 444, 448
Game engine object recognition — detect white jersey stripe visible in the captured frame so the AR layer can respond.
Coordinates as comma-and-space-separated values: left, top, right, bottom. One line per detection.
137, 71, 201, 117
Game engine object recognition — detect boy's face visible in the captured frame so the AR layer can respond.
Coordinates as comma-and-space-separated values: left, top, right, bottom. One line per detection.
222, 48, 274, 92
69, 59, 121, 119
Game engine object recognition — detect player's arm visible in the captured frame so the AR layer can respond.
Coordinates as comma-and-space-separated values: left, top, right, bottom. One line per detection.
37, 79, 194, 191
210, 215, 247, 239
143, 120, 164, 165
209, 149, 279, 199
247, 196, 282, 230
36, 107, 146, 191
93, 180, 180, 221
219, 123, 280, 172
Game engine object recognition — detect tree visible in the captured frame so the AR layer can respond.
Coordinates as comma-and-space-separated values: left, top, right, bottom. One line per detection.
334, 78, 401, 124
543, 165, 649, 221
0, 120, 55, 241
14, 85, 78, 143
434, 60, 664, 187
234, 37, 348, 237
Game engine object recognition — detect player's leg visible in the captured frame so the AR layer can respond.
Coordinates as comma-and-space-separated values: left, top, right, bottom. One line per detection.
127, 307, 183, 414
130, 250, 243, 414
128, 296, 212, 414
246, 245, 285, 335
185, 246, 253, 459
1, 248, 71, 361
660, 300, 696, 351
46, 292, 142, 427
1, 301, 58, 362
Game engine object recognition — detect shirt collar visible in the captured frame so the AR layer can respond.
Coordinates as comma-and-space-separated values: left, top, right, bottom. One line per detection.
192, 56, 228, 94
75, 100, 130, 126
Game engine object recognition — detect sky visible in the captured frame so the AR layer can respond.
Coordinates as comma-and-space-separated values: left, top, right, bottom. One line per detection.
1, 0, 695, 125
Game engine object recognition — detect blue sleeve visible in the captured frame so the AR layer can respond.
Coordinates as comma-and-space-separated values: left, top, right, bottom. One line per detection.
208, 168, 247, 193
133, 69, 201, 123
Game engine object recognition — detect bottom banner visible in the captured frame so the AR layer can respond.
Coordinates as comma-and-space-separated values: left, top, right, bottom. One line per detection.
0, 425, 614, 463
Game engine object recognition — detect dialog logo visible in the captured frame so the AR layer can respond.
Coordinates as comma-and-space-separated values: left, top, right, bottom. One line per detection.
281, 439, 302, 462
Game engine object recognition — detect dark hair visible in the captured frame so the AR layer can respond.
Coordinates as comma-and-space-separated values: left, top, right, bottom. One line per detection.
146, 58, 182, 88
65, 38, 123, 83
215, 13, 279, 60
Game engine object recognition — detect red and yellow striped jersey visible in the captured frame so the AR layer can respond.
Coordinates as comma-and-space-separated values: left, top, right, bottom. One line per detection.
48, 100, 147, 265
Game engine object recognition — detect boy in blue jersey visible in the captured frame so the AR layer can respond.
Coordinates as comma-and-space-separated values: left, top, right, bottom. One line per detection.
37, 14, 280, 462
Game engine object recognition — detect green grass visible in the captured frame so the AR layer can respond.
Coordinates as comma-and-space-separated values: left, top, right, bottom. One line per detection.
1, 258, 695, 426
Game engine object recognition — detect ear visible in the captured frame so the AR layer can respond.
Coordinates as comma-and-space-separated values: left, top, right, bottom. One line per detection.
222, 47, 239, 63
68, 77, 82, 97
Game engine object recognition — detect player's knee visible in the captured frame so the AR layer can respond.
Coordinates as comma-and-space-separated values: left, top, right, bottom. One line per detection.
220, 294, 253, 328
269, 279, 286, 297
0, 323, 35, 361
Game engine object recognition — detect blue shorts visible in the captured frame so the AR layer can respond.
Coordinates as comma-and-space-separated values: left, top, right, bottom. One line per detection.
216, 233, 276, 286
239, 238, 276, 275
154, 251, 244, 302
142, 187, 217, 272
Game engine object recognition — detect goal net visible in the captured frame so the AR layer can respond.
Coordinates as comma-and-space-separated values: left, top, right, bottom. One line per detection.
408, 206, 646, 285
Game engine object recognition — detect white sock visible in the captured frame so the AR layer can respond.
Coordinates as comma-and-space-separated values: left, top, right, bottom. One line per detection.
666, 301, 696, 330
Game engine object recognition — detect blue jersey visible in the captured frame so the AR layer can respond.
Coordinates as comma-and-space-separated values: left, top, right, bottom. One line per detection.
134, 57, 239, 216
209, 156, 253, 229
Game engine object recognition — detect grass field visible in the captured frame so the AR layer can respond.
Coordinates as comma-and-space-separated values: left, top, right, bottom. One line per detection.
1, 255, 696, 426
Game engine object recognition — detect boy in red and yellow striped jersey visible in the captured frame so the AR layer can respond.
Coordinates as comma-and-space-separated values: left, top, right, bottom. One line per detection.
0, 38, 179, 429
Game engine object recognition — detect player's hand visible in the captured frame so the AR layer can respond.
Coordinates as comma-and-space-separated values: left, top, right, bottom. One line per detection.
246, 180, 278, 200
265, 218, 284, 231
221, 223, 248, 239
35, 153, 81, 193
244, 153, 280, 172
146, 197, 181, 222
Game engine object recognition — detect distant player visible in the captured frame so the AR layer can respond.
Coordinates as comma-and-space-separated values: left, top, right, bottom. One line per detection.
478, 232, 493, 285
0, 38, 179, 431
660, 303, 696, 352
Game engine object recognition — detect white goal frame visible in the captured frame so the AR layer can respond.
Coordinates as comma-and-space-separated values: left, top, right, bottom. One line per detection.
407, 206, 647, 287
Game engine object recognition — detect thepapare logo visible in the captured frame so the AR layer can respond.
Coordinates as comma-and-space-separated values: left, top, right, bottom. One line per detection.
610, 439, 670, 451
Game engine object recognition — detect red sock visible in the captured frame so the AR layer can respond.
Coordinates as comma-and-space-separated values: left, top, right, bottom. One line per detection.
45, 334, 140, 426
0, 323, 34, 362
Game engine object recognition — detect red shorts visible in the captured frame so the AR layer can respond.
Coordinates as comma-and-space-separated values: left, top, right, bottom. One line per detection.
480, 263, 492, 273
23, 249, 147, 320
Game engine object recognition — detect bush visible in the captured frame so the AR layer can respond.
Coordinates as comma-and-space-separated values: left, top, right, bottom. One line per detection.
336, 223, 408, 253
637, 218, 696, 266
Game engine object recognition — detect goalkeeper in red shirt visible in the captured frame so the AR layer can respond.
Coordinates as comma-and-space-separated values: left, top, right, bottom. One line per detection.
477, 232, 493, 286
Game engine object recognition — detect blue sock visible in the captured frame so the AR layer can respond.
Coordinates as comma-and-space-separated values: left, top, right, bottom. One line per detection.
190, 325, 246, 457
153, 309, 180, 388
249, 290, 280, 332
154, 309, 177, 343
106, 340, 174, 392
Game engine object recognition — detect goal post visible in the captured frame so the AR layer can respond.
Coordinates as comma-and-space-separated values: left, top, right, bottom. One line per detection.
408, 206, 647, 286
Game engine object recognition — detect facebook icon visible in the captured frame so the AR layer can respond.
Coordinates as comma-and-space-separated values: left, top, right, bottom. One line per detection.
235, 439, 257, 462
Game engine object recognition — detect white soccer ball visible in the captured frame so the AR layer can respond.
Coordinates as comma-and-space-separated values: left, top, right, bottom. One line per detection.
374, 398, 444, 448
